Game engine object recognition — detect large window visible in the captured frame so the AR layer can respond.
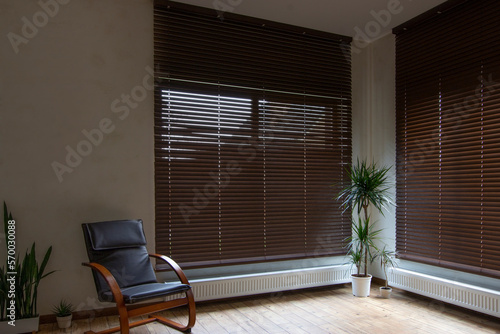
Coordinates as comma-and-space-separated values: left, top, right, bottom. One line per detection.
154, 1, 352, 268
394, 0, 500, 278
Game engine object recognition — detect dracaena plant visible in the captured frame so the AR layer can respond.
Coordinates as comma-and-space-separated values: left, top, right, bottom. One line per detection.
337, 159, 393, 277
1, 202, 55, 321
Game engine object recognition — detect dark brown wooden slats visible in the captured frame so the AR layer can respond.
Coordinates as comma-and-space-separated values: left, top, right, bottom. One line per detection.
155, 85, 266, 267
394, 0, 500, 278
153, 1, 351, 99
154, 85, 351, 267
154, 1, 352, 268
259, 93, 351, 260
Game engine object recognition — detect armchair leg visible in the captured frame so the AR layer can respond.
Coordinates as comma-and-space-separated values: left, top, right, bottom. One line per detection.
84, 292, 195, 334
117, 300, 130, 334
151, 289, 196, 333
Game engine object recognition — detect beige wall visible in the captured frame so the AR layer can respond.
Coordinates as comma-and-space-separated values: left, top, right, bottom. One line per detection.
0, 0, 397, 316
0, 0, 154, 315
351, 33, 396, 279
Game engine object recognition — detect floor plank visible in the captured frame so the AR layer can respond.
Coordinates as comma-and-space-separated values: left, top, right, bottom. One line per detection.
37, 283, 500, 334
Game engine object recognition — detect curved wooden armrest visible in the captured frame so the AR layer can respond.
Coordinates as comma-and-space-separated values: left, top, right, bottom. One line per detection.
82, 262, 125, 306
149, 254, 190, 285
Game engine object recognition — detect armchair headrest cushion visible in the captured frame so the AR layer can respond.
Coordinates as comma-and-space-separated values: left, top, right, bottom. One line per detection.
84, 219, 147, 250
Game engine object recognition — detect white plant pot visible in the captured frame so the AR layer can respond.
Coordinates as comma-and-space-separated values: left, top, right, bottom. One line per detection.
56, 314, 73, 329
380, 286, 392, 299
351, 274, 372, 297
0, 316, 40, 334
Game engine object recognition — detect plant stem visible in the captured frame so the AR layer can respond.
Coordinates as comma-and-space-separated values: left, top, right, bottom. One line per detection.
363, 202, 369, 277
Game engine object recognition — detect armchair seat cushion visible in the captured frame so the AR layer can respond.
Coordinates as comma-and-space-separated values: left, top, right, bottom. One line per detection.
100, 282, 191, 304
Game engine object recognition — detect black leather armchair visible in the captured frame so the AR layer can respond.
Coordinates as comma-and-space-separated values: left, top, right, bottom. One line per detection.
81, 219, 195, 333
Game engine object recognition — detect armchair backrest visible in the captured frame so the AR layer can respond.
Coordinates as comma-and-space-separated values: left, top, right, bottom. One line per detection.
82, 219, 158, 300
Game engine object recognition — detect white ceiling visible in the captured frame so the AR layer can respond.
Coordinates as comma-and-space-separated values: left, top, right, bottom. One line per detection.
172, 0, 447, 41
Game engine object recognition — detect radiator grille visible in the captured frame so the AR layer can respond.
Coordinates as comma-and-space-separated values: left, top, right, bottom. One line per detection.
389, 268, 500, 318
186, 265, 353, 302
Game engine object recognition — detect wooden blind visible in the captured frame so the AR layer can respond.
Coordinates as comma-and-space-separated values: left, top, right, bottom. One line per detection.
394, 0, 500, 278
154, 1, 352, 268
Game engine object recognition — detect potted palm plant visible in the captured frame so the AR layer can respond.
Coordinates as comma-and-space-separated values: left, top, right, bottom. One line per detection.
337, 159, 393, 297
0, 202, 55, 334
379, 246, 398, 298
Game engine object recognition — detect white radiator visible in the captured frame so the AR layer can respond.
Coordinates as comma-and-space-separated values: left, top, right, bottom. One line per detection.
186, 265, 353, 302
389, 268, 500, 318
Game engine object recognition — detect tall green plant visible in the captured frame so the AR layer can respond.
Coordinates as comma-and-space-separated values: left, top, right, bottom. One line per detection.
1, 202, 55, 321
337, 159, 393, 277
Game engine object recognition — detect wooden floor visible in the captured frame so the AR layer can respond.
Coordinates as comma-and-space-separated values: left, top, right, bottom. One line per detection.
38, 283, 500, 334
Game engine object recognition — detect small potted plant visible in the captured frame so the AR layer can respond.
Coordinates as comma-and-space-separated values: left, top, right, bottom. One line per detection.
52, 300, 74, 329
379, 246, 398, 298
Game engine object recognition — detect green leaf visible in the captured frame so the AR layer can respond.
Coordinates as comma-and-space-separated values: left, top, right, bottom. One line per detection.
337, 159, 394, 216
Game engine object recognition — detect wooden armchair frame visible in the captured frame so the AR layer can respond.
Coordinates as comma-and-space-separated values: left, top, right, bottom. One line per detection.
82, 254, 195, 334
